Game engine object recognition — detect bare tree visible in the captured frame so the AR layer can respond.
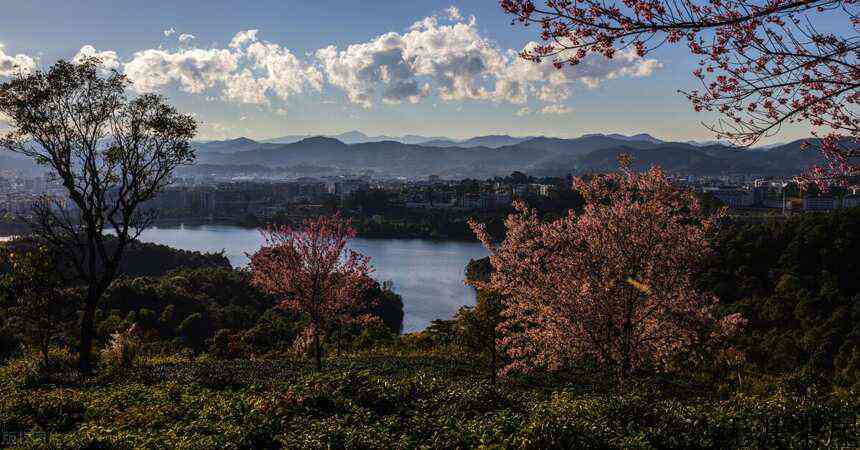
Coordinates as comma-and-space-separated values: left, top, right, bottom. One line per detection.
0, 58, 196, 373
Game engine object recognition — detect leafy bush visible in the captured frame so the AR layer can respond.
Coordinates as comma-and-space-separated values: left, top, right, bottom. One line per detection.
0, 352, 856, 449
703, 209, 860, 387
4, 348, 78, 389
0, 325, 21, 362
100, 326, 142, 369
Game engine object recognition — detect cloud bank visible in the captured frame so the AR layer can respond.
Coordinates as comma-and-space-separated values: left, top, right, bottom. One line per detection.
0, 10, 661, 114
0, 43, 37, 77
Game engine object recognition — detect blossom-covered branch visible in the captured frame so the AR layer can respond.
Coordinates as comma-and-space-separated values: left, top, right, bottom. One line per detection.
501, 0, 860, 187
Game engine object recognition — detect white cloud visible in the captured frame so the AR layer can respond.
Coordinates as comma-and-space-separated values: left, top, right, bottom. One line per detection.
500, 43, 662, 102
124, 48, 240, 94
0, 44, 36, 77
0, 12, 661, 117
514, 104, 573, 116
178, 34, 196, 45
222, 68, 270, 104
123, 31, 321, 106
245, 41, 323, 101
316, 14, 510, 108
315, 14, 659, 109
539, 104, 573, 114
197, 121, 232, 140
315, 36, 426, 108
445, 6, 462, 21
229, 30, 258, 49
73, 45, 120, 70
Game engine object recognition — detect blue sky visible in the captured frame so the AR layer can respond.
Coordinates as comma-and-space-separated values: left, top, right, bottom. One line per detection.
0, 0, 808, 142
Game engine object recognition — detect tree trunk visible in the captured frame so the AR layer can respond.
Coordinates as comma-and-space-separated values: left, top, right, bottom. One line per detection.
42, 340, 50, 366
313, 326, 322, 371
77, 287, 99, 374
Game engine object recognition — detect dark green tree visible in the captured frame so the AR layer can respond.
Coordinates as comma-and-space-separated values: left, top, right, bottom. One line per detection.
0, 58, 197, 373
456, 291, 504, 385
0, 246, 70, 365
178, 313, 210, 356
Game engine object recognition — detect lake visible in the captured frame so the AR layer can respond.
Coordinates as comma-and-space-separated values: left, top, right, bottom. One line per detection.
134, 225, 488, 333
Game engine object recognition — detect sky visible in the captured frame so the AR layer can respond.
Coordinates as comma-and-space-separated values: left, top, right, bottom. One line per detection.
0, 0, 810, 142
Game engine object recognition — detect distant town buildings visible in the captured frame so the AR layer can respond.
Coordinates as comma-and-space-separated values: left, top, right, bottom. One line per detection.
3, 167, 860, 222
676, 173, 860, 213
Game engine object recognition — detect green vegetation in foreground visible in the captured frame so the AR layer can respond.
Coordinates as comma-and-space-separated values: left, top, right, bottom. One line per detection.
0, 203, 859, 449
0, 348, 857, 449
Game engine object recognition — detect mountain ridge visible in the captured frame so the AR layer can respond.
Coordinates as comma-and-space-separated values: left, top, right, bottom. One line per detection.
192, 134, 823, 179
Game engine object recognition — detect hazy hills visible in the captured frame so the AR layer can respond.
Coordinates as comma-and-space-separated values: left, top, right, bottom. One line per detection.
193, 133, 823, 179
0, 132, 819, 178
0, 153, 42, 173
261, 131, 449, 146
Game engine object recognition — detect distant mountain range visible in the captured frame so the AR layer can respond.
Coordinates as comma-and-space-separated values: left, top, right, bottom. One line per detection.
193, 133, 824, 179
260, 131, 449, 146
255, 131, 666, 149
1, 132, 816, 179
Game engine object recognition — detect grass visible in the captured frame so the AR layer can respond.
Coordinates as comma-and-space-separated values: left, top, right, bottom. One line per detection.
0, 348, 857, 449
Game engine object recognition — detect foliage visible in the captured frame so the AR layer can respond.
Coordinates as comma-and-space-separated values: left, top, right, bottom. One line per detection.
464, 257, 493, 283
364, 280, 404, 336
248, 214, 374, 370
0, 57, 197, 373
0, 325, 21, 363
0, 352, 856, 449
177, 313, 210, 355
454, 290, 504, 384
98, 267, 274, 343
0, 246, 71, 364
500, 0, 859, 185
1, 236, 231, 283
471, 164, 745, 378
100, 325, 142, 370
703, 207, 860, 389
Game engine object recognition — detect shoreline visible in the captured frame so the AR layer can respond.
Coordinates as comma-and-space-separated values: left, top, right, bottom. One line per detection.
149, 217, 482, 243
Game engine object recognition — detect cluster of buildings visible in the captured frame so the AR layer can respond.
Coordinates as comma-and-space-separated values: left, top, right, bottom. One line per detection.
400, 180, 557, 210
5, 168, 860, 223
675, 174, 860, 213
0, 171, 68, 217
141, 175, 562, 221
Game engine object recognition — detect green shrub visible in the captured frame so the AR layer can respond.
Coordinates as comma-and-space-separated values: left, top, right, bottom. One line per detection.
0, 325, 21, 362
100, 326, 142, 370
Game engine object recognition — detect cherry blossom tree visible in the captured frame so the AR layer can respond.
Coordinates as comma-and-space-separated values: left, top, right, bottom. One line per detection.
470, 162, 745, 378
500, 0, 859, 187
248, 214, 373, 370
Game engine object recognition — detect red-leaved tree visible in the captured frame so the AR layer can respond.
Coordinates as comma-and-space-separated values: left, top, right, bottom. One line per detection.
470, 163, 745, 378
500, 0, 859, 187
248, 214, 373, 370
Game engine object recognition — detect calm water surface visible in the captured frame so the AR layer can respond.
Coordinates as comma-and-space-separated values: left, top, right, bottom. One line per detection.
135, 225, 487, 332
